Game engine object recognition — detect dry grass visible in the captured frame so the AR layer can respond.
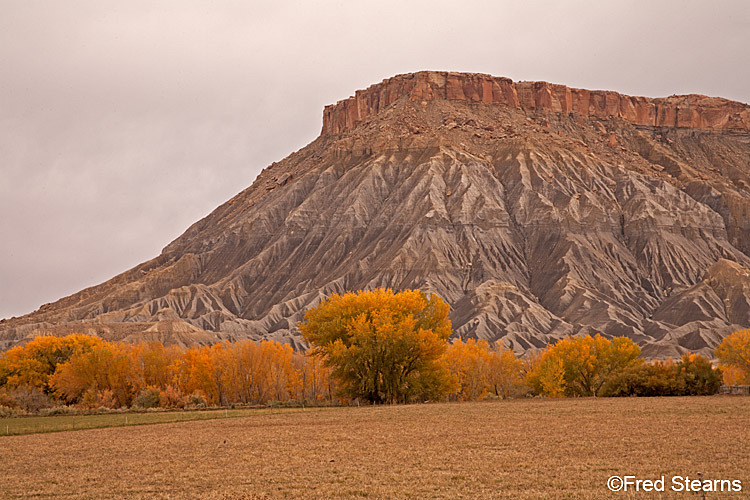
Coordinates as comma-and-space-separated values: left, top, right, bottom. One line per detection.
0, 407, 299, 436
1, 397, 748, 499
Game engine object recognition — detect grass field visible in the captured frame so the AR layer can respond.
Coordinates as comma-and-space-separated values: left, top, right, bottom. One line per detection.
0, 407, 304, 436
1, 397, 748, 499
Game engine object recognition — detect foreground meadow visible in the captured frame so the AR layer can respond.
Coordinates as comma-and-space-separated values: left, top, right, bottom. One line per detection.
1, 397, 748, 499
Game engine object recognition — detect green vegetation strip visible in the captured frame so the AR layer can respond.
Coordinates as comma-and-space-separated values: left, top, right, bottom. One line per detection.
0, 407, 310, 436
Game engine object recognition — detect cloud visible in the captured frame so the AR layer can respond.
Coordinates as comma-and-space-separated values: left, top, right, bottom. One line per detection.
1, 0, 748, 318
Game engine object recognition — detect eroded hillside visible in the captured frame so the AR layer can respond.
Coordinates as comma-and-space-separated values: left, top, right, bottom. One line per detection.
3, 71, 750, 358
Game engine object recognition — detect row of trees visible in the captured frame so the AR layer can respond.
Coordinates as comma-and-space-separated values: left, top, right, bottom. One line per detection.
0, 334, 334, 411
298, 289, 741, 402
526, 335, 724, 397
1, 290, 748, 411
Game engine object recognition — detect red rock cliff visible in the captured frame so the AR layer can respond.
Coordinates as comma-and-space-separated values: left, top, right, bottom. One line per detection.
321, 71, 750, 135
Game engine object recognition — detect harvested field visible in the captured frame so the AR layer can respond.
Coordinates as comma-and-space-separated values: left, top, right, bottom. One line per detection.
1, 397, 748, 499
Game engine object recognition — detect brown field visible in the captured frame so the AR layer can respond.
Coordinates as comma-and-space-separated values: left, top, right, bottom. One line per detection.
1, 397, 748, 499
0, 407, 296, 436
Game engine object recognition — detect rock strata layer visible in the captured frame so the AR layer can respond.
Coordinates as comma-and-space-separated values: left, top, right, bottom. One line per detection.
323, 72, 750, 135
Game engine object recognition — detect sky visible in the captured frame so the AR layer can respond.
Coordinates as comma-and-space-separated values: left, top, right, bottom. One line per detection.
1, 0, 749, 320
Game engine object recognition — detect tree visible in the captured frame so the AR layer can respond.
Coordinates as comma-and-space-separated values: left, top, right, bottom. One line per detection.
442, 339, 525, 400
715, 330, 750, 384
601, 354, 722, 397
528, 334, 642, 397
526, 353, 566, 397
487, 344, 526, 398
50, 341, 140, 407
443, 339, 493, 401
168, 346, 216, 404
2, 333, 347, 410
675, 353, 723, 395
299, 288, 454, 404
292, 350, 334, 403
0, 334, 107, 394
131, 341, 182, 388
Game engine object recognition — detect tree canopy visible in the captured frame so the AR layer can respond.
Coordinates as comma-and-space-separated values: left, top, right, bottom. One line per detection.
716, 329, 750, 384
526, 334, 642, 397
298, 288, 454, 404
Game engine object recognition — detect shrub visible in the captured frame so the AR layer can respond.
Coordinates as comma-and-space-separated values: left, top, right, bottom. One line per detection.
676, 353, 723, 395
133, 386, 162, 409
159, 385, 187, 408
0, 389, 18, 408
186, 391, 207, 408
80, 388, 119, 409
0, 405, 25, 417
600, 354, 722, 396
9, 385, 54, 413
601, 360, 684, 397
39, 406, 79, 416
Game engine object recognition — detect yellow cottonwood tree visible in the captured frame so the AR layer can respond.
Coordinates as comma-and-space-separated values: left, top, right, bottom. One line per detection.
487, 344, 525, 398
715, 330, 750, 384
50, 341, 140, 407
299, 288, 454, 404
443, 339, 493, 401
528, 334, 642, 397
1, 334, 107, 393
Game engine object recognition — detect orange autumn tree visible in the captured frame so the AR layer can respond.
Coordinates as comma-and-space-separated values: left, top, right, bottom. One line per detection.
165, 340, 323, 406
215, 340, 299, 405
299, 288, 454, 404
527, 334, 642, 397
131, 341, 183, 388
0, 334, 337, 410
0, 334, 107, 394
443, 339, 494, 401
715, 329, 750, 385
487, 343, 525, 398
168, 345, 220, 404
50, 340, 141, 407
442, 339, 525, 400
291, 350, 334, 403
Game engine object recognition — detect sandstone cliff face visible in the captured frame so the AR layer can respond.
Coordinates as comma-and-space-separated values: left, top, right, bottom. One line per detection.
322, 72, 750, 135
2, 72, 750, 359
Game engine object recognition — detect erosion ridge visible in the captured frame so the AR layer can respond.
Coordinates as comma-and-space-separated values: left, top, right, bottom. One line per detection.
2, 71, 750, 359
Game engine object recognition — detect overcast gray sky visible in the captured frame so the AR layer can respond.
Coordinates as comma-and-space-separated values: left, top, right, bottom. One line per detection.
1, 0, 749, 319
